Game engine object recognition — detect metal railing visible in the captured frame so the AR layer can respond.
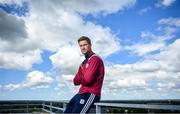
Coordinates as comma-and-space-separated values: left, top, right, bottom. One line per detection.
0, 100, 180, 113
42, 100, 68, 113
0, 100, 67, 113
95, 102, 180, 113
0, 101, 43, 113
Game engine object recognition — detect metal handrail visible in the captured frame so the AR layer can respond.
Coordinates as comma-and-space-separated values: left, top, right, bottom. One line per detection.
43, 104, 64, 111
42, 108, 55, 114
0, 100, 180, 113
94, 102, 180, 113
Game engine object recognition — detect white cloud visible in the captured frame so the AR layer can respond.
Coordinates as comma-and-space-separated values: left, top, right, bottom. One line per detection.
0, 5, 42, 70
138, 7, 151, 15
140, 31, 174, 41
158, 17, 180, 27
157, 82, 175, 89
30, 0, 136, 15
109, 78, 147, 88
26, 7, 121, 56
125, 17, 180, 56
0, 0, 137, 98
0, 0, 136, 15
1, 0, 179, 99
50, 45, 82, 74
102, 38, 180, 97
0, 0, 25, 5
61, 74, 74, 82
4, 83, 21, 91
0, 50, 42, 70
26, 0, 134, 56
0, 0, 135, 70
23, 71, 53, 87
104, 64, 151, 91
151, 39, 180, 72
132, 60, 161, 72
0, 9, 27, 41
125, 42, 165, 56
155, 0, 176, 7
4, 71, 54, 91
161, 0, 176, 6
159, 26, 177, 36
55, 74, 79, 96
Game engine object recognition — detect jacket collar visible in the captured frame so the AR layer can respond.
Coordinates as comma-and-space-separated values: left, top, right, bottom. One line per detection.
85, 51, 94, 59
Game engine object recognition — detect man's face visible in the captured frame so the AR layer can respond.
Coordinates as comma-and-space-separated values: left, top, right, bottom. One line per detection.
79, 40, 91, 55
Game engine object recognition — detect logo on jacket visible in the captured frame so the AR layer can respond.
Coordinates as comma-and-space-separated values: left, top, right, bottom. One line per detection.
80, 99, 85, 104
86, 63, 89, 68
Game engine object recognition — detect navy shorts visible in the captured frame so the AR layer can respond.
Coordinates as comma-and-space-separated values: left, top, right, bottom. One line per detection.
63, 92, 100, 113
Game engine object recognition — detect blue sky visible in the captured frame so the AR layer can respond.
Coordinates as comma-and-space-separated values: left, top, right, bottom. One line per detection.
0, 0, 180, 100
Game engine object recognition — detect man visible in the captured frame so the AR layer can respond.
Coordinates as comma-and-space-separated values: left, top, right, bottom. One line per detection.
64, 36, 105, 113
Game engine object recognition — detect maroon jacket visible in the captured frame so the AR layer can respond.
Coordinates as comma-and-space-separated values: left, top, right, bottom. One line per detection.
73, 51, 105, 97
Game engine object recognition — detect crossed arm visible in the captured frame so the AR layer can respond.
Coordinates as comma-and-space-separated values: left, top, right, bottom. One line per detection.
73, 57, 100, 86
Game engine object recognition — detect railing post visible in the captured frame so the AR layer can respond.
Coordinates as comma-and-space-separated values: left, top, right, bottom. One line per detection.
63, 102, 67, 112
50, 102, 52, 113
96, 105, 101, 114
125, 109, 128, 114
26, 101, 29, 113
42, 101, 45, 111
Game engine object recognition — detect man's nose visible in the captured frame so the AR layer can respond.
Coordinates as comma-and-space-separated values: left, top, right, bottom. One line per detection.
81, 46, 85, 49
